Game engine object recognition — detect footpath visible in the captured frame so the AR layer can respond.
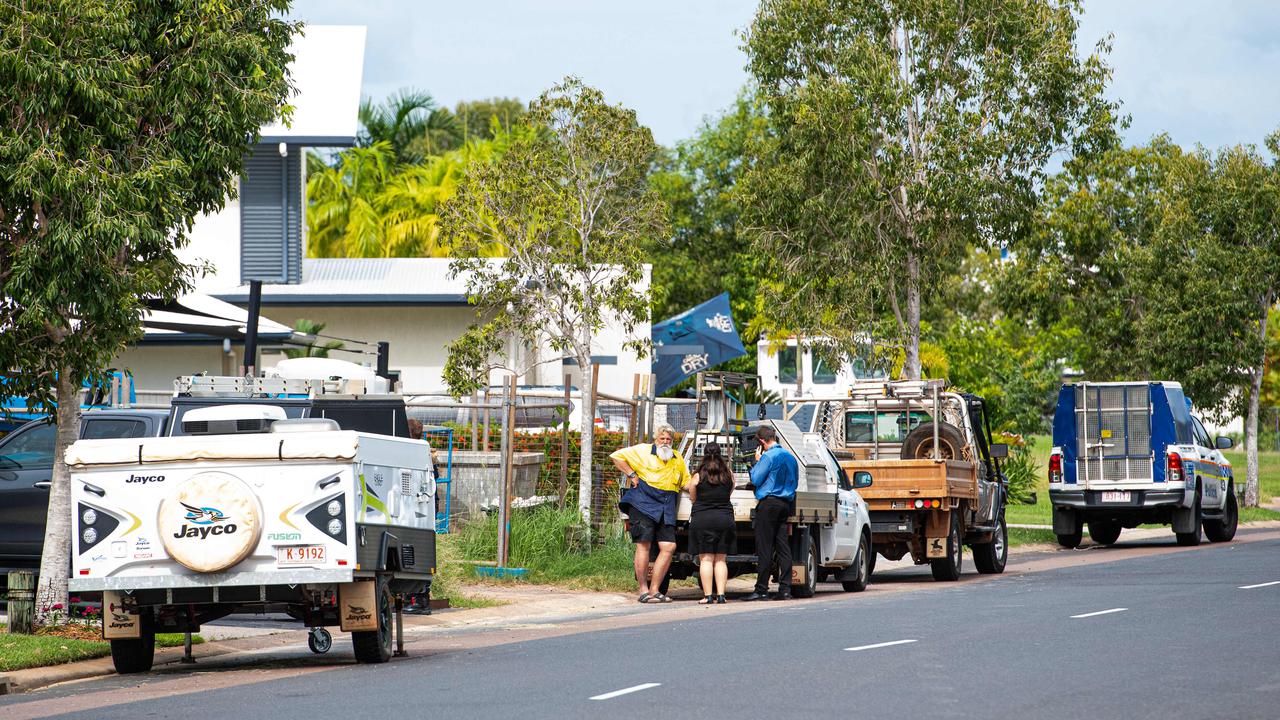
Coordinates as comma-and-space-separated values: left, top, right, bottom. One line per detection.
4, 519, 1279, 696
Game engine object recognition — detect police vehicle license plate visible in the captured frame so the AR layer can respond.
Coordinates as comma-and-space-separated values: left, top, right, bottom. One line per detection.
1101, 491, 1131, 503
277, 545, 326, 565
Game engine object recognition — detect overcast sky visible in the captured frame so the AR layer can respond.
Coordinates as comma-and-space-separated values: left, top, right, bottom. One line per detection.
290, 0, 1280, 152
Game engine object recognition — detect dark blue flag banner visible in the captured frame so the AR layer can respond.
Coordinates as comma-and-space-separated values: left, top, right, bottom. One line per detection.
651, 292, 746, 394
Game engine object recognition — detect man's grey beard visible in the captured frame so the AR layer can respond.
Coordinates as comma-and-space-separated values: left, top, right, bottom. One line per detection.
656, 445, 674, 462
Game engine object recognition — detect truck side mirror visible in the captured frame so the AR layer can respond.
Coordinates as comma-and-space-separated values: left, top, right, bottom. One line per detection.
1215, 436, 1234, 450
989, 443, 1009, 459
852, 471, 873, 489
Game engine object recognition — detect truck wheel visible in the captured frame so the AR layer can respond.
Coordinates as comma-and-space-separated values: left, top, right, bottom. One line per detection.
1175, 492, 1203, 547
1204, 489, 1239, 542
1088, 521, 1122, 546
902, 422, 965, 460
110, 632, 156, 674
842, 533, 872, 592
352, 578, 393, 664
930, 514, 963, 581
867, 549, 877, 578
972, 512, 1008, 574
792, 535, 817, 598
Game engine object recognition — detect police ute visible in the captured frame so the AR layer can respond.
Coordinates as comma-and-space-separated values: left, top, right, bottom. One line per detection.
1048, 381, 1238, 548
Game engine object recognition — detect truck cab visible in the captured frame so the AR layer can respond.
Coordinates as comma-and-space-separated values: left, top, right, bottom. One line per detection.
1048, 381, 1238, 547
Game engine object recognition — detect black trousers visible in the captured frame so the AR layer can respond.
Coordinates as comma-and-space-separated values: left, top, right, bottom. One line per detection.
753, 496, 793, 593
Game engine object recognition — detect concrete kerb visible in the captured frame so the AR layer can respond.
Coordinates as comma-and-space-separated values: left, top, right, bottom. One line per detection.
6, 520, 1280, 695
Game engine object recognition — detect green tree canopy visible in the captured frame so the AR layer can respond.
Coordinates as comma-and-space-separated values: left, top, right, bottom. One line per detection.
441, 78, 667, 525
358, 88, 462, 164
739, 0, 1118, 379
0, 0, 296, 620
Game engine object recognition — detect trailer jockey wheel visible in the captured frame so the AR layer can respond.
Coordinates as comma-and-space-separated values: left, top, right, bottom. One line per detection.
308, 627, 332, 654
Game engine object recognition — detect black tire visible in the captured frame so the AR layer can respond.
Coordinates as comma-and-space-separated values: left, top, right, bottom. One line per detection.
110, 632, 156, 674
1175, 491, 1203, 547
352, 578, 393, 664
867, 549, 877, 578
308, 627, 333, 654
842, 532, 872, 592
792, 534, 817, 598
902, 422, 966, 461
1088, 521, 1122, 546
972, 513, 1008, 574
1204, 487, 1239, 542
930, 513, 963, 581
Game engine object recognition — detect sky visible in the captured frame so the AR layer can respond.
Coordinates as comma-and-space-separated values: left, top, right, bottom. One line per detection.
289, 0, 1280, 152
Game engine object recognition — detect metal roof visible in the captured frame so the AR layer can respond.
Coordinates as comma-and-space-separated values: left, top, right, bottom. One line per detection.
214, 258, 476, 305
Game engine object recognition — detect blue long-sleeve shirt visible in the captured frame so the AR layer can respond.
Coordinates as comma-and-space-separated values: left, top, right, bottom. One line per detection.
749, 444, 798, 501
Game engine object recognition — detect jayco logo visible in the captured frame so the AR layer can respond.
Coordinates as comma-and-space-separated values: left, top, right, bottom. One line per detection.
347, 604, 372, 622
126, 474, 165, 484
172, 502, 237, 539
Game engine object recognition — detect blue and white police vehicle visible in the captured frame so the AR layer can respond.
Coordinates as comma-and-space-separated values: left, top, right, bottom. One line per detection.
1048, 381, 1238, 548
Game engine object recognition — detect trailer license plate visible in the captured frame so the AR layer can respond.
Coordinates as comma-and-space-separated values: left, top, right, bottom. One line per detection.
277, 545, 326, 565
1101, 491, 1131, 503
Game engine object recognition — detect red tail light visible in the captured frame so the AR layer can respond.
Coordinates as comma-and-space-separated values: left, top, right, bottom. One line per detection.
1048, 453, 1063, 483
1167, 452, 1184, 483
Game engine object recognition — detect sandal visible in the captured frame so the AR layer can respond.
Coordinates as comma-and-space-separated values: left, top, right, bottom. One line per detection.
655, 593, 673, 603
698, 595, 713, 605
638, 592, 654, 604
716, 595, 727, 604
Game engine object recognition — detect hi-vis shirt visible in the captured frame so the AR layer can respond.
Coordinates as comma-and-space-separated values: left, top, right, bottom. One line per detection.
610, 443, 691, 492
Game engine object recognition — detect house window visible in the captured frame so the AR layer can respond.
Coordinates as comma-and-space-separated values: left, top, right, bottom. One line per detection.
778, 346, 798, 384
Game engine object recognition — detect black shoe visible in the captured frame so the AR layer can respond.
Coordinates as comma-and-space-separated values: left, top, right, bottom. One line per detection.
771, 590, 792, 601
740, 591, 770, 602
716, 595, 727, 604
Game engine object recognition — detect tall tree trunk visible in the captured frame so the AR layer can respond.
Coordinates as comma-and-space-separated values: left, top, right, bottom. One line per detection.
903, 252, 922, 380
578, 354, 595, 529
36, 370, 79, 625
1245, 303, 1269, 507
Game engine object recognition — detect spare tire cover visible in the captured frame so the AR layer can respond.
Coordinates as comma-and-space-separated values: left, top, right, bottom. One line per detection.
158, 472, 263, 573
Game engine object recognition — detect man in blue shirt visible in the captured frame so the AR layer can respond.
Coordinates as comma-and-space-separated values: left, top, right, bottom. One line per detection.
741, 425, 799, 601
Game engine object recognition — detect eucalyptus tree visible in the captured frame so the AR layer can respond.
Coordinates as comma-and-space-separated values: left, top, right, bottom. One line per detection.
740, 0, 1118, 379
0, 0, 296, 622
441, 78, 667, 527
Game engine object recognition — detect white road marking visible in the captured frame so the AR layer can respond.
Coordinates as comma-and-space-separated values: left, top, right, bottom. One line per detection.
590, 683, 661, 701
1071, 608, 1128, 619
844, 639, 919, 652
1239, 581, 1280, 590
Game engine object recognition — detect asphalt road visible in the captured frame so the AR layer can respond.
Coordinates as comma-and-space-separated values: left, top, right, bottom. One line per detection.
7, 532, 1280, 720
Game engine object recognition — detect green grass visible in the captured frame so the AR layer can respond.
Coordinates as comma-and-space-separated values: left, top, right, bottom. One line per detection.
451, 505, 637, 592
0, 624, 199, 672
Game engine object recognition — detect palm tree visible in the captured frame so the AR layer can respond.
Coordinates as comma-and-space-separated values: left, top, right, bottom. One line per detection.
284, 319, 345, 358
358, 89, 462, 164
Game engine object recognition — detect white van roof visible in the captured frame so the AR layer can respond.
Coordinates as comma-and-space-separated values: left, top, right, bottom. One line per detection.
66, 431, 364, 467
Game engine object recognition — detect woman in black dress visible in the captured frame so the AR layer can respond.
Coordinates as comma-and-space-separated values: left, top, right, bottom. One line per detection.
687, 443, 735, 604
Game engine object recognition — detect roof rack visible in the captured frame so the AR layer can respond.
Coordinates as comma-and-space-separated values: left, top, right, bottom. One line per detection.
844, 379, 947, 401
174, 375, 386, 399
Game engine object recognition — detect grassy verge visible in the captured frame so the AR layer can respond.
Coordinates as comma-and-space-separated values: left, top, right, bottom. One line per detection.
450, 505, 637, 592
0, 624, 199, 672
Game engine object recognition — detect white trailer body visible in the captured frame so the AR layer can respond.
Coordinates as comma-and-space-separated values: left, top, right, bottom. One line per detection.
67, 426, 436, 670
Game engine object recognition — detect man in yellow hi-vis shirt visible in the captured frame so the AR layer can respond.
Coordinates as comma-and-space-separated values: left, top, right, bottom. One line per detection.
611, 424, 690, 603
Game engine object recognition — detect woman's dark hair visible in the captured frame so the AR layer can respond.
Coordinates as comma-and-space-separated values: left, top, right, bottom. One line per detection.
695, 443, 733, 486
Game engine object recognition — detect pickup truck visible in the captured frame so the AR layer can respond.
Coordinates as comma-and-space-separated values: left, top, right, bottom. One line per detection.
1049, 381, 1238, 547
800, 379, 1010, 581
0, 409, 169, 580
659, 373, 874, 598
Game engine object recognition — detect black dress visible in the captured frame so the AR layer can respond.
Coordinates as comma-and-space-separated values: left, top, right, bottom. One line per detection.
689, 479, 736, 555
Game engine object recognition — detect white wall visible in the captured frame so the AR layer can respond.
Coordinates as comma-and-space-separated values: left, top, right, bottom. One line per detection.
178, 190, 242, 294
113, 345, 233, 395
256, 304, 649, 398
